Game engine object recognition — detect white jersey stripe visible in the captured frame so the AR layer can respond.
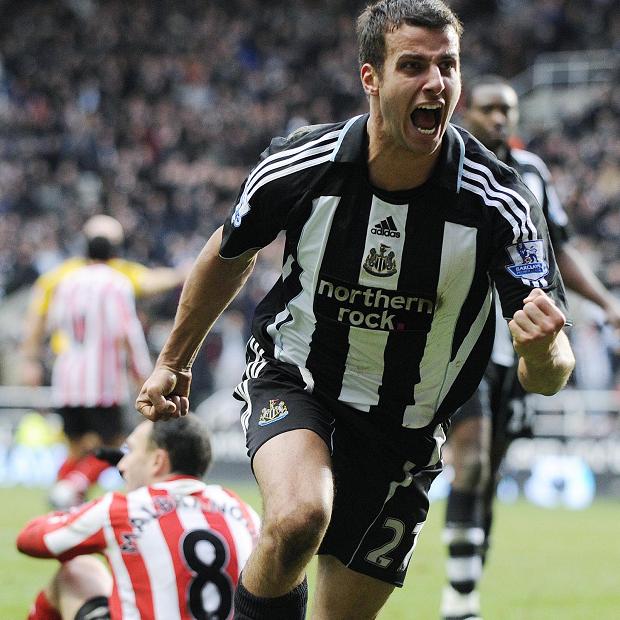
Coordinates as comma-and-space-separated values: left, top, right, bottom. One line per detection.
127, 487, 181, 620
405, 223, 480, 428
102, 496, 141, 620
339, 195, 407, 409
330, 115, 364, 161
44, 493, 112, 554
272, 196, 340, 366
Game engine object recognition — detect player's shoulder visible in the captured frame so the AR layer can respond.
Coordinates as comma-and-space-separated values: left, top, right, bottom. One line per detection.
71, 261, 134, 291
202, 484, 257, 512
510, 148, 551, 177
263, 119, 348, 157
455, 124, 529, 189
35, 257, 85, 290
107, 258, 149, 291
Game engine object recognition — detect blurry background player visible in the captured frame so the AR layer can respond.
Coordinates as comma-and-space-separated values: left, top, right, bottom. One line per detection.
20, 215, 158, 509
17, 414, 260, 620
19, 214, 188, 388
440, 75, 620, 620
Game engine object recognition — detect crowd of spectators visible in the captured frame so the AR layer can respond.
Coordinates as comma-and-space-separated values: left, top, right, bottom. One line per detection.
0, 0, 618, 394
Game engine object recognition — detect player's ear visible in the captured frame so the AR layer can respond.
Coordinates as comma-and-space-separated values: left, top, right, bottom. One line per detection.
361, 63, 380, 96
152, 448, 171, 476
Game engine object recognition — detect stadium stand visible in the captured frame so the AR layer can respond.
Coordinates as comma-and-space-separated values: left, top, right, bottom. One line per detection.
0, 0, 618, 445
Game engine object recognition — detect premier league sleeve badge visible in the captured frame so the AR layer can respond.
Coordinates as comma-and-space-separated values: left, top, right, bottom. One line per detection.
505, 240, 549, 282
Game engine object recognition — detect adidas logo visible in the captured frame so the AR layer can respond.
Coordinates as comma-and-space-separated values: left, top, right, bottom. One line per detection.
371, 216, 400, 238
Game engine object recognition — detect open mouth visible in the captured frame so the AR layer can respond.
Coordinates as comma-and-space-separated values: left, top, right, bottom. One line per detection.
411, 103, 443, 135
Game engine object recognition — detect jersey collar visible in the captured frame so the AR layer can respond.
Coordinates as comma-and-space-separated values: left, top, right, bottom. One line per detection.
332, 114, 465, 193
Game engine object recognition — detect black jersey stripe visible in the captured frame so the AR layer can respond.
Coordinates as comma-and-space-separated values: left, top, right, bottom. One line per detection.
271, 196, 342, 375
372, 198, 443, 421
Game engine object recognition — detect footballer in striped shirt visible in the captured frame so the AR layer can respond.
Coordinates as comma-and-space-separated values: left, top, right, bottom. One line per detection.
17, 415, 260, 620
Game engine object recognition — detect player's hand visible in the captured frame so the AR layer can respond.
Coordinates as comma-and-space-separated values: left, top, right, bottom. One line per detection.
509, 288, 566, 360
603, 296, 620, 332
135, 366, 191, 422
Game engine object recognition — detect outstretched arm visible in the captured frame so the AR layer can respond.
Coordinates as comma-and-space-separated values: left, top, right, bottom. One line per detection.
510, 288, 575, 395
136, 226, 256, 421
137, 264, 191, 297
557, 244, 620, 329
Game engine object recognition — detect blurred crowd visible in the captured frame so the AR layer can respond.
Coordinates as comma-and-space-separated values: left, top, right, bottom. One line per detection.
0, 0, 618, 395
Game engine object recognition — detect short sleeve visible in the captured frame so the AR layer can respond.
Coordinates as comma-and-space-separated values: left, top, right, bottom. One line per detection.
489, 174, 570, 323
220, 137, 293, 259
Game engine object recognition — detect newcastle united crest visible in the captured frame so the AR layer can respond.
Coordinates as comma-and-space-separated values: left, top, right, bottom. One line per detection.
363, 243, 398, 277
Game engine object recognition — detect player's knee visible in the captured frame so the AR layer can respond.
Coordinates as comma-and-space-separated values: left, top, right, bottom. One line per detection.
454, 451, 491, 491
263, 500, 331, 565
55, 556, 112, 599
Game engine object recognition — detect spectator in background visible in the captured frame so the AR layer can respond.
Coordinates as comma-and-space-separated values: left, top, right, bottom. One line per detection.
17, 414, 260, 620
440, 74, 620, 620
1, 1, 617, 392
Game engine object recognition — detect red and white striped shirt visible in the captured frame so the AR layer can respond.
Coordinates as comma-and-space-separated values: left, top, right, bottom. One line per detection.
48, 263, 152, 407
17, 477, 260, 620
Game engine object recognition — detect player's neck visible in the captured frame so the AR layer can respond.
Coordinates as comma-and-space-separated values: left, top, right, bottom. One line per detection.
494, 142, 510, 163
367, 146, 439, 191
365, 116, 440, 191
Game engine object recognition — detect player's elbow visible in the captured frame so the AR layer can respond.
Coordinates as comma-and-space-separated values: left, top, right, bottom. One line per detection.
16, 523, 49, 558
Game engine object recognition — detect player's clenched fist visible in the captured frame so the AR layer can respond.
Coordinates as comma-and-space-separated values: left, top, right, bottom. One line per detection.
509, 288, 566, 358
136, 366, 191, 422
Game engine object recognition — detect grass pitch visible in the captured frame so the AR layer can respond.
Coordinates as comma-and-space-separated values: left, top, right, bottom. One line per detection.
1, 484, 618, 619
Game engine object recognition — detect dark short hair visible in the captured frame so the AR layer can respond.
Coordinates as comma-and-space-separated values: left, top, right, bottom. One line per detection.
150, 415, 213, 478
87, 236, 117, 260
357, 0, 463, 73
462, 74, 514, 108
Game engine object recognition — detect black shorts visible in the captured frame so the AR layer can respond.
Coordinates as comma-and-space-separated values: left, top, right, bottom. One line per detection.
450, 361, 533, 440
74, 596, 110, 620
234, 342, 445, 587
57, 406, 124, 444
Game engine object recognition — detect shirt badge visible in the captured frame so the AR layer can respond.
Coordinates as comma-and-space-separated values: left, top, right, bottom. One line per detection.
258, 400, 289, 426
363, 243, 398, 277
505, 240, 549, 281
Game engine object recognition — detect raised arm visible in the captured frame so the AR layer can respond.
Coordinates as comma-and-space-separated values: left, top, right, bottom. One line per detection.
136, 226, 256, 421
509, 288, 575, 395
556, 244, 620, 329
136, 264, 191, 297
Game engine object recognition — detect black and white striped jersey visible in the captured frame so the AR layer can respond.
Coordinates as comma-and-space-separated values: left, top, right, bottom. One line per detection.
491, 146, 572, 368
220, 114, 568, 429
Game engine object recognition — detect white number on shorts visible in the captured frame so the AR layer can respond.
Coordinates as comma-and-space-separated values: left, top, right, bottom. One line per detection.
365, 517, 405, 568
